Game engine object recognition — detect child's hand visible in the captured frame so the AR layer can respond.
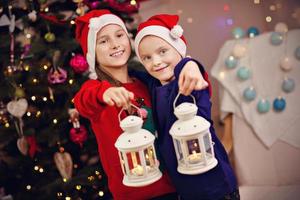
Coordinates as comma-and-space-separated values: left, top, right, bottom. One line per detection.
179, 60, 208, 96
103, 87, 134, 109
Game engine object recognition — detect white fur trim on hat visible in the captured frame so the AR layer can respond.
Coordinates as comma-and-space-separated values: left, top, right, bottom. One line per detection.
86, 14, 128, 79
134, 25, 186, 61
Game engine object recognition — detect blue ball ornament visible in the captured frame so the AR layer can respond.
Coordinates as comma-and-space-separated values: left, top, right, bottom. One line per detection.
243, 87, 256, 101
232, 27, 245, 39
225, 55, 238, 69
273, 97, 286, 112
247, 26, 260, 38
295, 46, 300, 61
282, 78, 295, 93
237, 66, 250, 80
270, 32, 283, 45
257, 99, 270, 113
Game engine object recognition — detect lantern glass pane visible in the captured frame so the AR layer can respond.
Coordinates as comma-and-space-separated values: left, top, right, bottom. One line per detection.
204, 133, 212, 158
126, 151, 144, 176
144, 146, 155, 167
175, 139, 183, 162
120, 152, 126, 174
186, 139, 201, 164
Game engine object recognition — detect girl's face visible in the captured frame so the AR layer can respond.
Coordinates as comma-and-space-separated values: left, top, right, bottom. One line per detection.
95, 24, 131, 70
138, 35, 182, 85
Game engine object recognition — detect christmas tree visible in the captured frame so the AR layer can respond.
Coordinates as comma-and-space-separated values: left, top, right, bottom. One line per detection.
0, 0, 142, 199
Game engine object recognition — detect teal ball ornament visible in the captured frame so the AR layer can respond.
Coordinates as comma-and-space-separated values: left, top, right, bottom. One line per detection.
282, 78, 295, 93
295, 46, 300, 61
225, 55, 238, 69
243, 87, 256, 101
273, 97, 286, 112
247, 26, 260, 38
270, 32, 283, 45
232, 27, 245, 39
257, 99, 270, 113
237, 66, 250, 80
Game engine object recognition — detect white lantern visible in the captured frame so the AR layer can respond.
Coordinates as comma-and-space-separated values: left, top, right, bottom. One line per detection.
115, 105, 162, 187
170, 94, 218, 175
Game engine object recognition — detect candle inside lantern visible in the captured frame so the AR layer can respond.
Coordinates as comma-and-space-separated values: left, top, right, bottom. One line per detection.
188, 150, 201, 164
131, 164, 144, 176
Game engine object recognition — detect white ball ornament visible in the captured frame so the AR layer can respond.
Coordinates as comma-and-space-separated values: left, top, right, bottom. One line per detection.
280, 56, 293, 71
274, 22, 288, 33
232, 44, 247, 58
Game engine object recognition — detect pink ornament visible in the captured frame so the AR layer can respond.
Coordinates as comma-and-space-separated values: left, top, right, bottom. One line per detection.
69, 54, 88, 73
69, 125, 88, 147
138, 108, 148, 119
47, 67, 67, 84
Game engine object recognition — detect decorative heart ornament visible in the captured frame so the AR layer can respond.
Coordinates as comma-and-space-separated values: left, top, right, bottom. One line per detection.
54, 151, 73, 179
7, 98, 28, 118
17, 136, 28, 155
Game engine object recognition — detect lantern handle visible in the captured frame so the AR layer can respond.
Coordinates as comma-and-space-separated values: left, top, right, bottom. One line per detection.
118, 103, 142, 123
173, 93, 196, 110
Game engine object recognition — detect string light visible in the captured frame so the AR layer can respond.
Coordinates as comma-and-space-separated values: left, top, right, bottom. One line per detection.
57, 192, 63, 197
24, 65, 30, 71
63, 178, 67, 182
44, 7, 49, 12
43, 65, 48, 70
39, 167, 44, 173
65, 197, 71, 200
26, 112, 31, 117
36, 111, 41, 117
26, 33, 32, 39
70, 20, 75, 25
53, 119, 58, 124
266, 16, 272, 22
98, 191, 104, 197
130, 0, 136, 6
95, 170, 100, 175
223, 4, 230, 12
43, 97, 47, 101
34, 165, 39, 171
69, 79, 74, 85
269, 5, 276, 11
88, 175, 95, 181
31, 96, 36, 101
76, 185, 81, 190
254, 0, 260, 4
5, 123, 9, 128
26, 185, 31, 190
32, 78, 38, 83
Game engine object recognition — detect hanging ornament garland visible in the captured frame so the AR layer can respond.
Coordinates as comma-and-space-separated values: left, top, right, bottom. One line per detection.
54, 146, 73, 180
47, 50, 67, 84
68, 108, 87, 147
225, 23, 297, 114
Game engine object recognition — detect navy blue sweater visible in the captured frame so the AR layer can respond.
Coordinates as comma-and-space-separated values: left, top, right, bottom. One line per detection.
132, 58, 238, 200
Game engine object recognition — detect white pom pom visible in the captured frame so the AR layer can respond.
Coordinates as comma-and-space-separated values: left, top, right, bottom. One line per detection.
170, 25, 183, 39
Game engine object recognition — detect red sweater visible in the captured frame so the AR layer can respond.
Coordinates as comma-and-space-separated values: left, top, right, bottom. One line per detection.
74, 79, 175, 200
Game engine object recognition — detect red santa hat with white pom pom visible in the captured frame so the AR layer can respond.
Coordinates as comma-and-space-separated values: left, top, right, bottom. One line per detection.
75, 10, 128, 79
134, 14, 187, 60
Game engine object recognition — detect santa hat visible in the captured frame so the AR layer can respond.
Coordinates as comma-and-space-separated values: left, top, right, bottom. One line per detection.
134, 14, 187, 61
75, 10, 128, 79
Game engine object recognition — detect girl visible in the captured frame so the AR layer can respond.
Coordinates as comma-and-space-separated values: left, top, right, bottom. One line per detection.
74, 10, 207, 200
134, 14, 239, 200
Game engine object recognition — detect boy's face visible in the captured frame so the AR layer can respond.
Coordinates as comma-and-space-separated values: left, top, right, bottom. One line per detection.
138, 35, 182, 85
95, 24, 131, 70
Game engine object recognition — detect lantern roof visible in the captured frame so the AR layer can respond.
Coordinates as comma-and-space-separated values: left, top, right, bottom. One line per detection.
115, 129, 155, 150
115, 115, 155, 150
170, 115, 210, 137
